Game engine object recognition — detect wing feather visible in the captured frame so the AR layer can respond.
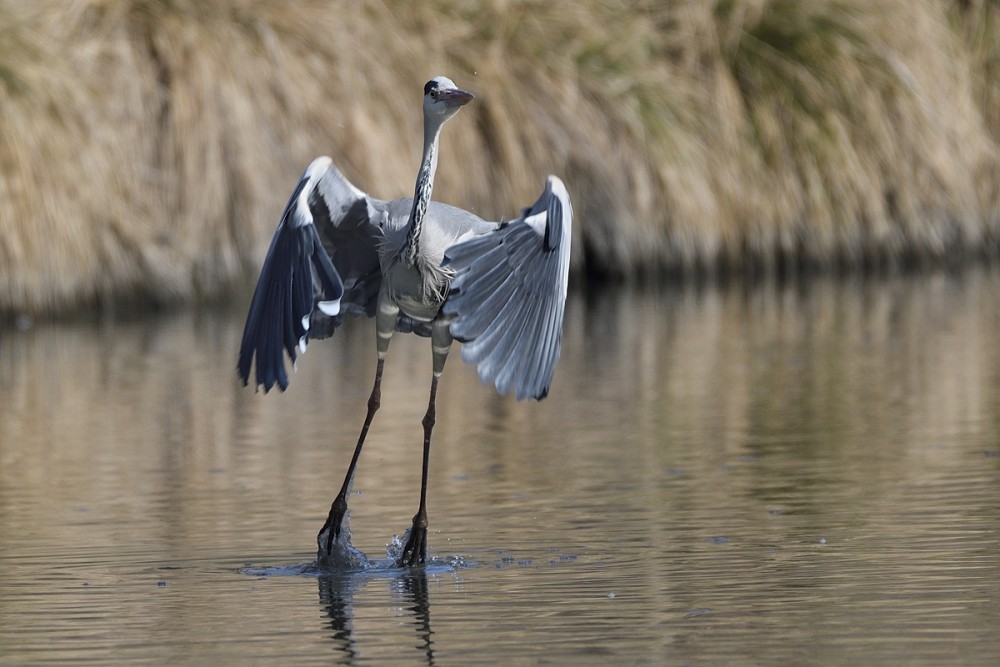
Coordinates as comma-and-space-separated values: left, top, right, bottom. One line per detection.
449, 263, 519, 341
443, 176, 573, 400
237, 156, 386, 391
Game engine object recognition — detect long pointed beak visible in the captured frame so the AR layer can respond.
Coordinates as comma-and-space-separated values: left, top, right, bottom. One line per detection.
440, 88, 475, 109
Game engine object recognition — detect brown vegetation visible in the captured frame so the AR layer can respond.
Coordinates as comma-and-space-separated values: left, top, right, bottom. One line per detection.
0, 0, 998, 315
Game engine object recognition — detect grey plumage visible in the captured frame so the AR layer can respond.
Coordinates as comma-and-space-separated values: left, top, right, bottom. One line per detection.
444, 176, 571, 399
237, 76, 573, 567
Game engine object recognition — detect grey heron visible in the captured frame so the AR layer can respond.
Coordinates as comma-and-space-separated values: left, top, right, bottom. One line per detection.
237, 76, 572, 567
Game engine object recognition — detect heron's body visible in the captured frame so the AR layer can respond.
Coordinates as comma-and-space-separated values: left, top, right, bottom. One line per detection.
378, 200, 491, 322
238, 76, 573, 567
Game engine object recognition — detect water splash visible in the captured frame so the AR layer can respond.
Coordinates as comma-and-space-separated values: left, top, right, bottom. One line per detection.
315, 535, 371, 571
239, 527, 476, 578
385, 529, 476, 571
384, 529, 409, 563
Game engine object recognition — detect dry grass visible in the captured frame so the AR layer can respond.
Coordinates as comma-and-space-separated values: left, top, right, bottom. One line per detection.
0, 0, 998, 314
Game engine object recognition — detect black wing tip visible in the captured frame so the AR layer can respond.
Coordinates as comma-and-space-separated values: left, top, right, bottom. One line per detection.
502, 383, 548, 402
237, 353, 289, 393
236, 171, 348, 398
235, 230, 295, 394
235, 368, 282, 393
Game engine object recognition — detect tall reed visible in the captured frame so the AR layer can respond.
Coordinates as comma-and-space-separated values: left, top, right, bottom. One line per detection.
0, 0, 997, 315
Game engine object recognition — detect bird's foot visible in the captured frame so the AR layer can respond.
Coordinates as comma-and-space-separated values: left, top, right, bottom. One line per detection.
317, 496, 349, 560
315, 497, 370, 571
396, 514, 428, 568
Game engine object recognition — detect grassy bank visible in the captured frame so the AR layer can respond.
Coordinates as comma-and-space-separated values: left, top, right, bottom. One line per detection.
0, 0, 998, 315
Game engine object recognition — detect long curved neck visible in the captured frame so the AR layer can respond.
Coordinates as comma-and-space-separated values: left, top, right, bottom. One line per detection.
401, 115, 442, 268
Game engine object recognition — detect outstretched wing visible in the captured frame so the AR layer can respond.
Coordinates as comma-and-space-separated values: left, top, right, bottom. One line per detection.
443, 176, 573, 401
237, 156, 385, 392
308, 160, 387, 328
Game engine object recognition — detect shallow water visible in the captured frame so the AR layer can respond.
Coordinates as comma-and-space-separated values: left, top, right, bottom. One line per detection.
2, 269, 1000, 664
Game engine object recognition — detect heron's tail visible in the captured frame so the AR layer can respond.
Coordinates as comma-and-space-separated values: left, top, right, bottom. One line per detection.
443, 177, 573, 400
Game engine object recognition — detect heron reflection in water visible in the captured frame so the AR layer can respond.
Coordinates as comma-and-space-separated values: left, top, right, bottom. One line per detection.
238, 76, 572, 566
318, 570, 434, 664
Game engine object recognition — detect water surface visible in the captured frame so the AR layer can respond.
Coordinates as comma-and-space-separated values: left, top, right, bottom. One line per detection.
1, 269, 999, 664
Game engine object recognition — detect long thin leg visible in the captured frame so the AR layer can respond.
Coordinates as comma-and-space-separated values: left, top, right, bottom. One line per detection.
398, 319, 452, 567
396, 376, 437, 566
317, 358, 383, 557
318, 290, 398, 560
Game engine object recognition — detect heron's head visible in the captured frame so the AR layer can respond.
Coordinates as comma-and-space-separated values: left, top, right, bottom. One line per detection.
423, 76, 474, 124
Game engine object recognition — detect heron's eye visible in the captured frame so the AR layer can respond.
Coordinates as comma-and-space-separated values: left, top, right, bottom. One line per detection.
430, 90, 438, 100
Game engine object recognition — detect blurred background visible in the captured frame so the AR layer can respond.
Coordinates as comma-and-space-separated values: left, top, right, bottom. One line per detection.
2, 2, 1000, 663
0, 0, 998, 316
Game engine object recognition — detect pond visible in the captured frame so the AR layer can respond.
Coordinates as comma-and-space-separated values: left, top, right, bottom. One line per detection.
1, 268, 999, 664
